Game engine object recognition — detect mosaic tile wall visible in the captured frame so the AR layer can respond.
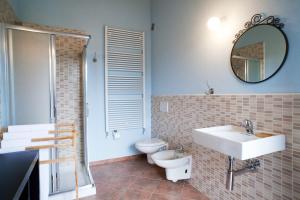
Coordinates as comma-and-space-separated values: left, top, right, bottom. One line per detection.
0, 0, 17, 24
232, 42, 264, 80
152, 94, 300, 200
55, 35, 85, 161
233, 42, 264, 60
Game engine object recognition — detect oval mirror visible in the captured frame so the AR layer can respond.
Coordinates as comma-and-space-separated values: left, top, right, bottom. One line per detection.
231, 24, 288, 83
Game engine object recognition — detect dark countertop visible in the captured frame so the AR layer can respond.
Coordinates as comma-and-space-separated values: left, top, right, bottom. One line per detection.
0, 150, 39, 200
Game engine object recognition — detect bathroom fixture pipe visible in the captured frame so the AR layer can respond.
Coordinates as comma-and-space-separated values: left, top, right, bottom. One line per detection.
226, 156, 260, 191
158, 145, 168, 152
205, 81, 214, 95
226, 156, 234, 191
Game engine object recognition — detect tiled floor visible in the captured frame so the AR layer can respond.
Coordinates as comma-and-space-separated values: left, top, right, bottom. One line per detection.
82, 157, 209, 200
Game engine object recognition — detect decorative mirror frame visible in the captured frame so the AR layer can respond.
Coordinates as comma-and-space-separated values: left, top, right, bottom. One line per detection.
230, 14, 289, 83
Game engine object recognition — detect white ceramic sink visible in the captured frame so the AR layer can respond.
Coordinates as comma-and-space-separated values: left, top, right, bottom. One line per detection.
193, 125, 285, 160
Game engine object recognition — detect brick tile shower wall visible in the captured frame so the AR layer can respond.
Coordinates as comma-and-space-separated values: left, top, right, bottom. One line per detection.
55, 35, 85, 161
0, 0, 17, 24
152, 94, 300, 200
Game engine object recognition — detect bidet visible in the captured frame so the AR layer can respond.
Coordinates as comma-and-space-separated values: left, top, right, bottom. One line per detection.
151, 150, 192, 182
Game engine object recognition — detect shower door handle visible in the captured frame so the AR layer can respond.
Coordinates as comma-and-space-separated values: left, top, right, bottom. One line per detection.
51, 105, 57, 122
85, 103, 89, 117
54, 106, 57, 119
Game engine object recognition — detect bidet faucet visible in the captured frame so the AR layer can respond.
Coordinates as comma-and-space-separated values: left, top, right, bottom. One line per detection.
175, 144, 184, 153
241, 119, 254, 135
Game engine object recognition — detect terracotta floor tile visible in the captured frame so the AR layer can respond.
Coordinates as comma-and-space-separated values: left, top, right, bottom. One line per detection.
92, 164, 124, 183
150, 193, 181, 200
120, 188, 152, 200
92, 183, 125, 200
94, 190, 121, 200
82, 158, 209, 200
131, 177, 161, 192
181, 185, 208, 200
105, 175, 136, 189
141, 166, 165, 180
92, 172, 111, 184
155, 180, 184, 196
119, 162, 147, 176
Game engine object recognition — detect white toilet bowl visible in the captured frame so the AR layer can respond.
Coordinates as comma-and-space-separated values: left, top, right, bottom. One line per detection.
151, 150, 192, 182
135, 138, 168, 164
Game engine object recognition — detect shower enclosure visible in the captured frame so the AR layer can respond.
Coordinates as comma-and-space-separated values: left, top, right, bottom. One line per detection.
0, 23, 95, 198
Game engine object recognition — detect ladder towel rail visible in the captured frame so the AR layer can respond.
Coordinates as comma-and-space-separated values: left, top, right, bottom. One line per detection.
105, 26, 145, 137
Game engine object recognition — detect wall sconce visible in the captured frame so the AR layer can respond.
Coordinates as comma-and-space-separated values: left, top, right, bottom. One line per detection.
207, 17, 221, 31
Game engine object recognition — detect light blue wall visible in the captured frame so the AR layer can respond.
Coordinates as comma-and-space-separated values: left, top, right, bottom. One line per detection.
10, 0, 152, 162
151, 0, 300, 95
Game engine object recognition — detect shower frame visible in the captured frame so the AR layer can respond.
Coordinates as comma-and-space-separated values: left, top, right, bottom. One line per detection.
0, 23, 93, 196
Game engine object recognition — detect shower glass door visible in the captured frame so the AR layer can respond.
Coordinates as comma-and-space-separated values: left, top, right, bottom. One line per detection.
3, 28, 58, 195
6, 29, 53, 125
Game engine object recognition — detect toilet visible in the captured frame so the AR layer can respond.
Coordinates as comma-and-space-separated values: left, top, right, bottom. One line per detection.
151, 150, 192, 182
135, 138, 168, 164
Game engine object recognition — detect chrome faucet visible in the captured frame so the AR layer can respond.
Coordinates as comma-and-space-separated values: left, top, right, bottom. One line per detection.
175, 144, 184, 153
241, 119, 254, 135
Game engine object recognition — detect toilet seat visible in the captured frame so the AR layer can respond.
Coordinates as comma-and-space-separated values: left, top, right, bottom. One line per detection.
135, 138, 166, 147
135, 138, 168, 164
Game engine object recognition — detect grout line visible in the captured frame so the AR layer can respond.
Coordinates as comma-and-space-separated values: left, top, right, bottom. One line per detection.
148, 179, 161, 200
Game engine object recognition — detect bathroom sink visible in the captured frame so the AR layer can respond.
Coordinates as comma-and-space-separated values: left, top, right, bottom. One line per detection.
193, 125, 285, 160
